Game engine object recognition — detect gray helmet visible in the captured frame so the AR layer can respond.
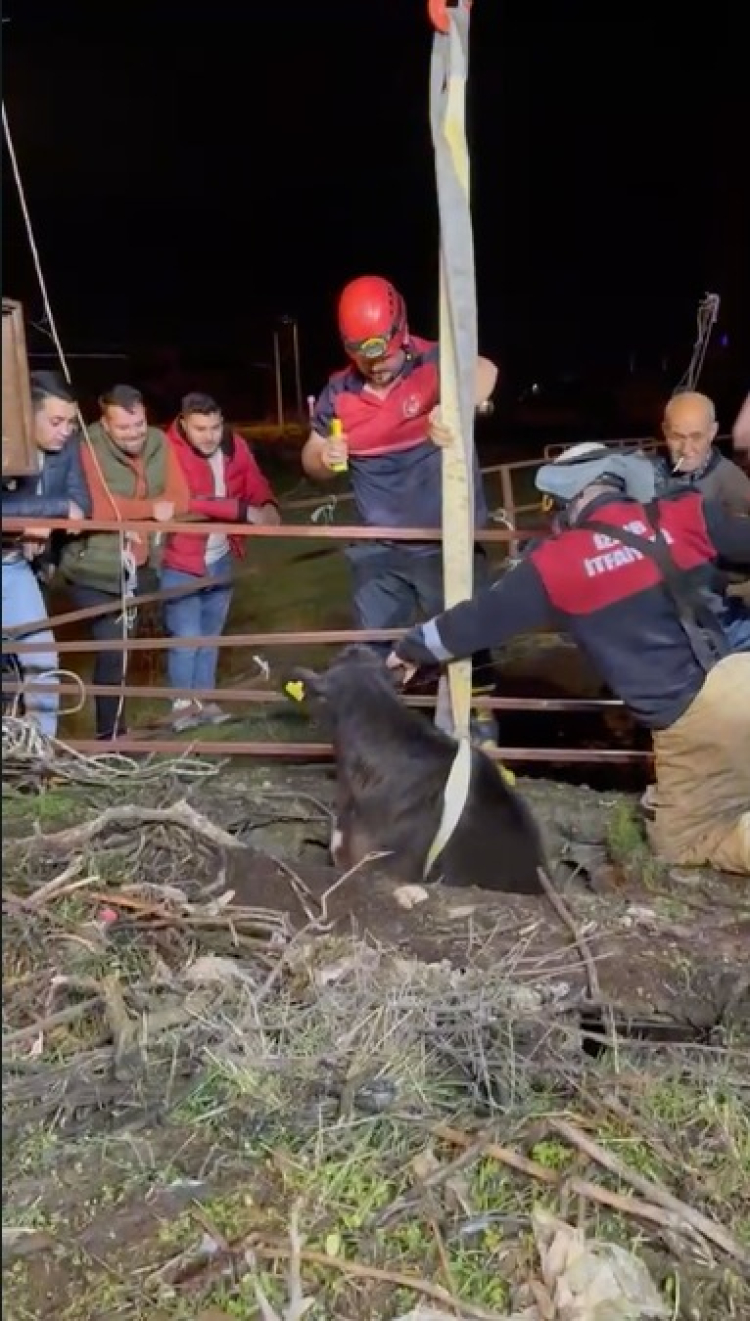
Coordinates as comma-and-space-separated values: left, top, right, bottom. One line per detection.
535, 442, 656, 506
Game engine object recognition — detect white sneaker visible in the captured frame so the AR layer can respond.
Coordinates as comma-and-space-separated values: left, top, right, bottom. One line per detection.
200, 702, 233, 726
171, 699, 203, 733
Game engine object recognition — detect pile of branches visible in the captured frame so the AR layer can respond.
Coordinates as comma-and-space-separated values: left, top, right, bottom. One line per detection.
1, 782, 340, 1137
1, 770, 590, 1141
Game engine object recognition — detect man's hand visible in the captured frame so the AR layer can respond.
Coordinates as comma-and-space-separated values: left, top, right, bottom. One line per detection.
386, 651, 417, 685
152, 500, 175, 522
320, 433, 349, 471
22, 526, 51, 543
428, 406, 455, 448
67, 500, 85, 534
246, 504, 281, 526
22, 538, 48, 562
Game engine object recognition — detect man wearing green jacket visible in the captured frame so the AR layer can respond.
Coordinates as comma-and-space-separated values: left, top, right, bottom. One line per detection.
60, 384, 189, 739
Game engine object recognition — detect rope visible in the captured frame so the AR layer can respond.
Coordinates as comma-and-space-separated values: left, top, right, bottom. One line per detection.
673, 291, 720, 395
3, 667, 88, 721
430, 6, 477, 743
2, 100, 135, 738
1, 715, 220, 786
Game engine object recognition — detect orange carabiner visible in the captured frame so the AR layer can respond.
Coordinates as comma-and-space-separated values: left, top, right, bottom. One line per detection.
428, 0, 473, 35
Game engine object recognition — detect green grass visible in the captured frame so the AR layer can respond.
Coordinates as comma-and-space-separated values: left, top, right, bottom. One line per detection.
605, 801, 668, 889
4, 1065, 749, 1320
3, 773, 749, 1319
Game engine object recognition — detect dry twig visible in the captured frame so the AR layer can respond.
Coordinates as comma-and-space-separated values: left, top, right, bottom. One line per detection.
2, 996, 102, 1050
376, 1126, 506, 1227
548, 1116, 750, 1271
245, 1240, 508, 1321
434, 1118, 750, 1269
432, 1123, 558, 1187
19, 800, 245, 855
537, 867, 601, 1001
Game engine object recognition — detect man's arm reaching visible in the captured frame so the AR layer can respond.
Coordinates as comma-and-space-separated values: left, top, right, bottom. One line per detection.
392, 558, 554, 669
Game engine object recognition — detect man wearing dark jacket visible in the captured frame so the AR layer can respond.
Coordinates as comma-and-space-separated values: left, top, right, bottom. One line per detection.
2, 371, 90, 736
388, 443, 750, 875
652, 390, 750, 653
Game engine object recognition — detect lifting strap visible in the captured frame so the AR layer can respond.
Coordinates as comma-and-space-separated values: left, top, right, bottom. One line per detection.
429, 2, 476, 745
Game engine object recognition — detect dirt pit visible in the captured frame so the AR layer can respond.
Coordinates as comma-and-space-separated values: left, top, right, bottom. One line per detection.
214, 764, 748, 1022
3, 757, 749, 1319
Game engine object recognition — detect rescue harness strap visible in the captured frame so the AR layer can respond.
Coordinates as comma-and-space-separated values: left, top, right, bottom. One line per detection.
584, 502, 728, 674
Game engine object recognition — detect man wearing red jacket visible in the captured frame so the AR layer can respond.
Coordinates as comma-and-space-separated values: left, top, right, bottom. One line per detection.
162, 392, 280, 731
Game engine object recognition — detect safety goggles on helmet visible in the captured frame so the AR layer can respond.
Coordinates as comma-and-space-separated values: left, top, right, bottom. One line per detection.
343, 322, 405, 361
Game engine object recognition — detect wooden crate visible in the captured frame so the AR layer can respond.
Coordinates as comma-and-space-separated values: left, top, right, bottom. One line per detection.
2, 299, 37, 479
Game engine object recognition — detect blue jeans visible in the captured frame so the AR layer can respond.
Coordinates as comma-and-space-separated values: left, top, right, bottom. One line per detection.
344, 542, 497, 693
2, 556, 58, 737
161, 554, 234, 695
721, 596, 750, 653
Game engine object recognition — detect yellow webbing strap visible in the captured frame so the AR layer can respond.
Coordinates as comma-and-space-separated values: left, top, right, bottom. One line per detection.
427, 3, 476, 871
423, 735, 473, 877
430, 6, 475, 746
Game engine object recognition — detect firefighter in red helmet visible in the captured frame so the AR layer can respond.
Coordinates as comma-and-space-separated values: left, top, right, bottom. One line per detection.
302, 275, 501, 747
336, 277, 410, 388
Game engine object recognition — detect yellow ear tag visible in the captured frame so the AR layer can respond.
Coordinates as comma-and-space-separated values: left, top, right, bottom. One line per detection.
284, 679, 306, 703
541, 495, 554, 514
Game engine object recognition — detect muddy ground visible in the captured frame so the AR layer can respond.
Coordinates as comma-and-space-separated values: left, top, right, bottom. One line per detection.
205, 764, 747, 1023
3, 760, 750, 1319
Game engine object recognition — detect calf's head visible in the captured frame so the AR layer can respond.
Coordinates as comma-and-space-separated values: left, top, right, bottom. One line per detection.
283, 644, 404, 729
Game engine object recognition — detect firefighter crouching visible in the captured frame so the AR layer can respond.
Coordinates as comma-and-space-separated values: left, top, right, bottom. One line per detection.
387, 444, 750, 876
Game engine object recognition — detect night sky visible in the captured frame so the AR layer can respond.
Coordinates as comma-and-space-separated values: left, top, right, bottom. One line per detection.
2, 0, 746, 396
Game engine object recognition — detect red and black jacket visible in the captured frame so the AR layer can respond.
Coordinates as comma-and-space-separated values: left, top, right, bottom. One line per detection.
396, 491, 750, 730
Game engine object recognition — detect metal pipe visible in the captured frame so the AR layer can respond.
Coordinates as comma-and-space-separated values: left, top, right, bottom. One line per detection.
291, 318, 304, 418
7, 627, 522, 653
1, 517, 542, 540
45, 738, 652, 764
1, 678, 627, 710
272, 330, 284, 429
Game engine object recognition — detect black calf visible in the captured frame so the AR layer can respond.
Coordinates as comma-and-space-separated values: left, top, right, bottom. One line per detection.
286, 644, 545, 895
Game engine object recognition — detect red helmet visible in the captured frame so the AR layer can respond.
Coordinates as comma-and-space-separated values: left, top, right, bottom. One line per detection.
337, 276, 408, 360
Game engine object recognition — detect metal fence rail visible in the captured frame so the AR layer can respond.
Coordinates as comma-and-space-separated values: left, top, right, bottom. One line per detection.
2, 453, 654, 767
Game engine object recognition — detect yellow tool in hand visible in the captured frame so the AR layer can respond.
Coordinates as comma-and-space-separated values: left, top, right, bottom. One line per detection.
329, 417, 349, 474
